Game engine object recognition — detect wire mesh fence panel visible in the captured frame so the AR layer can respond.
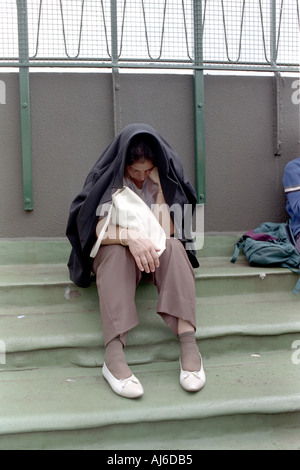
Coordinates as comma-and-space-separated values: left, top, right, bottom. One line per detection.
0, 0, 19, 64
0, 0, 299, 71
202, 0, 300, 70
117, 0, 194, 64
27, 0, 112, 63
275, 0, 300, 66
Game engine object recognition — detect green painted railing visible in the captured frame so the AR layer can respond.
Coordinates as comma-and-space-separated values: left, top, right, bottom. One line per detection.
194, 0, 206, 205
17, 0, 33, 211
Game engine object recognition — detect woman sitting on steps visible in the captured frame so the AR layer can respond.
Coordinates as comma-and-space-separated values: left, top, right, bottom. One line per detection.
66, 123, 205, 399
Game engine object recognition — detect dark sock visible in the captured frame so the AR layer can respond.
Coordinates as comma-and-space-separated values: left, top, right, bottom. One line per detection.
178, 331, 201, 372
104, 338, 132, 380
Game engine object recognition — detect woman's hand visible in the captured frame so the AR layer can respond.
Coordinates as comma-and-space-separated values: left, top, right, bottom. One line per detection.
97, 223, 161, 272
127, 230, 160, 273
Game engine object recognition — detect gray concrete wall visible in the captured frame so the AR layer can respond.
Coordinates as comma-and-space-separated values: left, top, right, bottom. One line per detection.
205, 75, 300, 232
0, 72, 299, 238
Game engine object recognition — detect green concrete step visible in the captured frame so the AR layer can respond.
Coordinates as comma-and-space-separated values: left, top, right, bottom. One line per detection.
1, 237, 299, 298
0, 351, 299, 450
196, 257, 300, 296
0, 255, 299, 304
0, 239, 69, 265
1, 290, 299, 369
0, 235, 239, 265
0, 237, 299, 450
0, 257, 299, 368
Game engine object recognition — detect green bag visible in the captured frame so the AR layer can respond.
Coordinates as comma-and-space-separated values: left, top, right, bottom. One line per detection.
231, 221, 300, 295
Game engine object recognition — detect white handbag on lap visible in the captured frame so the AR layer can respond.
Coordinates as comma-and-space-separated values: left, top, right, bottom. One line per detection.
90, 186, 166, 258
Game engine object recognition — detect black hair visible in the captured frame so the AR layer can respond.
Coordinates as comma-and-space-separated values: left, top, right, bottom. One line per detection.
126, 135, 157, 166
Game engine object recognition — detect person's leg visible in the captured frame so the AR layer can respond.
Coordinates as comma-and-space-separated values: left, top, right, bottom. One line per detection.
178, 330, 201, 372
153, 238, 201, 372
93, 245, 142, 379
104, 338, 132, 379
154, 239, 196, 333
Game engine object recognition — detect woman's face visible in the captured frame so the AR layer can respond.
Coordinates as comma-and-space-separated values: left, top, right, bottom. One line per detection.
126, 159, 154, 189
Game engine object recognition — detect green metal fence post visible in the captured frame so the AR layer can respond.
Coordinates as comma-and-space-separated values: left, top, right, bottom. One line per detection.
111, 0, 122, 136
271, 0, 282, 156
17, 0, 33, 211
193, 0, 206, 205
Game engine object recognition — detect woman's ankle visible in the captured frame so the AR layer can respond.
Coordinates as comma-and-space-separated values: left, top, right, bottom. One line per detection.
104, 338, 132, 380
178, 331, 201, 372
177, 318, 195, 336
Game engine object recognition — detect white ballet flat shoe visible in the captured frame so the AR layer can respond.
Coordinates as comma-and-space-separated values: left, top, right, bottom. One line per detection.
102, 362, 144, 399
179, 354, 206, 392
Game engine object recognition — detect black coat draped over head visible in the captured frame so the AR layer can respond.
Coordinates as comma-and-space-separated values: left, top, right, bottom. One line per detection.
66, 123, 199, 287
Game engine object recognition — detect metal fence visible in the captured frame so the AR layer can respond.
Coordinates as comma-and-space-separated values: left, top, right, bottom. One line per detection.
0, 0, 299, 72
0, 1, 299, 211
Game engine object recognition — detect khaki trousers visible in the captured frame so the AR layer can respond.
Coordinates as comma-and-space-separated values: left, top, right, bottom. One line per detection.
93, 238, 196, 347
